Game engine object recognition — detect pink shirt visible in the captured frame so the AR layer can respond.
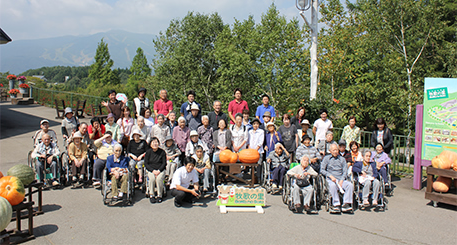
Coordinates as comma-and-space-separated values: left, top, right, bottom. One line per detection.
228, 99, 249, 124
154, 99, 173, 116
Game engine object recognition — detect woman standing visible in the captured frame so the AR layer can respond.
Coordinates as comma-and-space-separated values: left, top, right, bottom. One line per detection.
278, 114, 299, 162
291, 107, 306, 126
212, 119, 232, 162
340, 116, 361, 149
117, 106, 135, 149
144, 137, 167, 203
370, 118, 393, 154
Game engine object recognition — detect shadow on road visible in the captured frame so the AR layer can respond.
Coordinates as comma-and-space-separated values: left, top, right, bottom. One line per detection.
0, 104, 60, 139
41, 204, 62, 213
34, 224, 59, 238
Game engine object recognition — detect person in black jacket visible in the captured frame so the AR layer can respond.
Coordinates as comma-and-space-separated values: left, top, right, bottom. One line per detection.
144, 137, 167, 203
370, 118, 393, 154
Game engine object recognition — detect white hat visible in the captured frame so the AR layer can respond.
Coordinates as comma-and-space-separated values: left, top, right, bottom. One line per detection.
300, 119, 310, 125
266, 122, 276, 129
40, 119, 49, 125
190, 103, 200, 111
190, 130, 199, 137
73, 131, 83, 139
64, 107, 73, 115
131, 128, 142, 138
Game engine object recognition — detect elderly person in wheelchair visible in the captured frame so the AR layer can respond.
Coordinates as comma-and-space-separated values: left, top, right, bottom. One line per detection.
320, 143, 354, 213
287, 156, 318, 213
295, 135, 321, 172
31, 133, 60, 187
106, 144, 130, 200
192, 145, 213, 193
354, 150, 381, 207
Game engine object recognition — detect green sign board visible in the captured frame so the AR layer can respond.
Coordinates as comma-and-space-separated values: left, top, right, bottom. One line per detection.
422, 78, 457, 160
216, 185, 265, 206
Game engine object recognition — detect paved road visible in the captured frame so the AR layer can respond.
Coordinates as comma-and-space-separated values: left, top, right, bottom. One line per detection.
0, 102, 456, 244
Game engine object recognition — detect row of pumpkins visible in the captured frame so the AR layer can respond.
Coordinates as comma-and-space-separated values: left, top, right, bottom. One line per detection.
431, 150, 457, 193
0, 164, 36, 232
219, 149, 260, 164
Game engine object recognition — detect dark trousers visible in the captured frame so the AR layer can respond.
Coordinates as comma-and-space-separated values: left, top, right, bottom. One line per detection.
93, 158, 106, 181
379, 165, 388, 184
71, 158, 87, 176
271, 165, 287, 186
171, 189, 193, 205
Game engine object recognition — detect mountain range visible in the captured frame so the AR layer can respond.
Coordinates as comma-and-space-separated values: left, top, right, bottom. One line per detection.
0, 30, 156, 74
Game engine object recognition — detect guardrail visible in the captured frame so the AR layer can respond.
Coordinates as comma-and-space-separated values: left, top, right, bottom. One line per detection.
31, 86, 415, 175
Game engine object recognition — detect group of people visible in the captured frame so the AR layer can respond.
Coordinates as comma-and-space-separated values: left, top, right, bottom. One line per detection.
30, 87, 393, 209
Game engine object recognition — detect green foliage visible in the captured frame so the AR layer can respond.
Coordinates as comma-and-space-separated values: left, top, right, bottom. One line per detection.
129, 47, 151, 82
87, 38, 119, 95
20, 66, 90, 85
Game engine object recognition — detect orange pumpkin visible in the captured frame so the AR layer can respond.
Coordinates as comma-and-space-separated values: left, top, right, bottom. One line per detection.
238, 149, 260, 163
439, 151, 457, 170
432, 176, 452, 193
228, 152, 239, 163
219, 150, 238, 163
431, 156, 452, 169
0, 176, 25, 206
0, 171, 3, 179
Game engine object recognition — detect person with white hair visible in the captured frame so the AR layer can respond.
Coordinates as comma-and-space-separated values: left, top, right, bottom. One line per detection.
320, 143, 354, 213
266, 143, 290, 192
287, 156, 318, 213
132, 116, 151, 143
185, 130, 209, 157
31, 133, 60, 186
186, 103, 202, 131
317, 131, 336, 156
173, 116, 190, 160
150, 114, 170, 148
197, 115, 213, 155
106, 144, 130, 200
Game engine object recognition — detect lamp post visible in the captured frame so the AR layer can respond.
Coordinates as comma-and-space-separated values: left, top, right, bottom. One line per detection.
296, 0, 318, 100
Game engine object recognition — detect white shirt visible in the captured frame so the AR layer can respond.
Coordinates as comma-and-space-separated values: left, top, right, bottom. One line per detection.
313, 118, 333, 141
230, 124, 249, 152
248, 128, 265, 154
170, 166, 199, 189
144, 117, 155, 130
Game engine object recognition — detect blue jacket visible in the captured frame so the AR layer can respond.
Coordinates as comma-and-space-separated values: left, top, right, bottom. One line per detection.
352, 161, 378, 178
106, 155, 129, 172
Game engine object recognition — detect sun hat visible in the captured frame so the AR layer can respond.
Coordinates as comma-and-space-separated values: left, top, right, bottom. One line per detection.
190, 130, 199, 137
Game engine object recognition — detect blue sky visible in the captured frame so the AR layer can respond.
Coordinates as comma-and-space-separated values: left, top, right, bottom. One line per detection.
0, 0, 309, 40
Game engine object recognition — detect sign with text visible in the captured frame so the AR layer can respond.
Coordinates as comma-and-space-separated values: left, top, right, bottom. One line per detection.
216, 185, 265, 206
422, 78, 457, 160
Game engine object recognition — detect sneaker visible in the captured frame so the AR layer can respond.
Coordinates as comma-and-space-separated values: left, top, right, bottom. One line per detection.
80, 174, 85, 180
372, 200, 378, 206
363, 200, 370, 207
72, 176, 77, 182
331, 206, 341, 213
303, 204, 310, 212
342, 203, 352, 212
93, 181, 101, 187
52, 180, 60, 186
272, 183, 278, 189
174, 201, 182, 207
279, 186, 283, 190
157, 197, 162, 203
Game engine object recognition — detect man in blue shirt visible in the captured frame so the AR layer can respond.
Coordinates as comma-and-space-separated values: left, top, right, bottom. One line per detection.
255, 94, 275, 123
320, 143, 353, 213
180, 90, 201, 118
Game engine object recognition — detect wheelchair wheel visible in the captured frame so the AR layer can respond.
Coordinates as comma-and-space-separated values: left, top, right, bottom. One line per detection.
282, 175, 291, 204
102, 169, 109, 205
60, 152, 70, 186
126, 171, 134, 205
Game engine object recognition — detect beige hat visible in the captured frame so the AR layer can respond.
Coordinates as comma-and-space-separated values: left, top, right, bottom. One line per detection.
190, 103, 200, 111
190, 130, 199, 137
131, 128, 142, 138
73, 131, 83, 139
263, 111, 271, 118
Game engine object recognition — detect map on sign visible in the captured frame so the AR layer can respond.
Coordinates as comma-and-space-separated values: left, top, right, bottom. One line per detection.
422, 78, 457, 160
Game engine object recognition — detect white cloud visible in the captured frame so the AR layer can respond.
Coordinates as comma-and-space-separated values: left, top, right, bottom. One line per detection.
0, 0, 305, 40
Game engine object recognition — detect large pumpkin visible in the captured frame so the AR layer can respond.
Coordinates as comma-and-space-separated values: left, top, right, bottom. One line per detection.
432, 176, 452, 193
219, 150, 238, 163
238, 149, 260, 164
7, 164, 35, 186
0, 176, 25, 206
431, 156, 452, 169
0, 196, 12, 231
439, 151, 457, 170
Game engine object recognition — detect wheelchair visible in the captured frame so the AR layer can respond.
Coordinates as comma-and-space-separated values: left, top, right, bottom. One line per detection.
353, 172, 388, 211
282, 163, 319, 213
196, 164, 217, 198
28, 136, 65, 188
318, 173, 356, 214
261, 160, 288, 194
101, 167, 135, 205
142, 167, 168, 199
383, 164, 393, 196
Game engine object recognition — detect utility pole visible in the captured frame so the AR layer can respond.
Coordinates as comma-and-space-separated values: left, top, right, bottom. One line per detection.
296, 0, 318, 100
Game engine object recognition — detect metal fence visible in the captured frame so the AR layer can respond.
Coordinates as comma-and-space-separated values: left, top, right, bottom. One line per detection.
31, 86, 415, 176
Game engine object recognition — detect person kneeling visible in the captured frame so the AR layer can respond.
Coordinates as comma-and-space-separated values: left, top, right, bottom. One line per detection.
106, 144, 129, 201
287, 156, 317, 213
170, 157, 200, 207
192, 145, 212, 193
353, 150, 381, 207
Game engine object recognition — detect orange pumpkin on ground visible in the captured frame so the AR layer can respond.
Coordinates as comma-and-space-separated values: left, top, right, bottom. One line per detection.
238, 149, 260, 163
219, 150, 238, 163
0, 176, 25, 206
432, 176, 452, 193
431, 155, 452, 169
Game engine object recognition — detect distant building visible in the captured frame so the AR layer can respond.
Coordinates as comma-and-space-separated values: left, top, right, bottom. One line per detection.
0, 28, 12, 45
32, 75, 48, 82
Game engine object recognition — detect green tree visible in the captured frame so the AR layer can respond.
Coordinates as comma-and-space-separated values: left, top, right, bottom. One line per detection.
87, 38, 118, 94
129, 47, 151, 81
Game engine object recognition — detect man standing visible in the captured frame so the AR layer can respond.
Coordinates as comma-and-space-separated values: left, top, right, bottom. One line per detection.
320, 144, 353, 213
255, 94, 275, 123
101, 90, 124, 121
313, 108, 333, 147
154, 89, 173, 119
180, 90, 201, 118
34, 119, 58, 145
208, 100, 227, 130
227, 88, 249, 125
